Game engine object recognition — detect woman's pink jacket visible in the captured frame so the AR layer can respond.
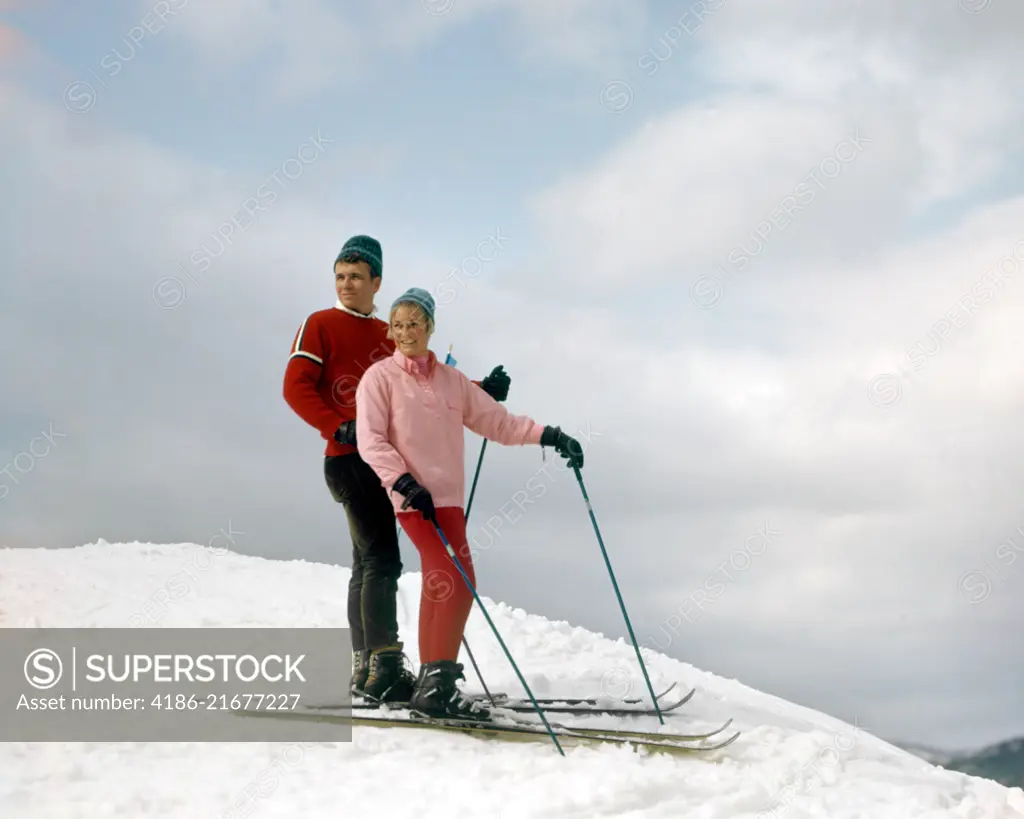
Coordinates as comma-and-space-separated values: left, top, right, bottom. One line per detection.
355, 348, 545, 513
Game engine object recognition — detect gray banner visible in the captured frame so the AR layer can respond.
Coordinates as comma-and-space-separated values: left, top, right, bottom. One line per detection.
1, 628, 354, 741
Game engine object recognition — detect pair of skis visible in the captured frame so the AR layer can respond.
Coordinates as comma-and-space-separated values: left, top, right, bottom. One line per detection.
235, 682, 741, 756
343, 681, 693, 717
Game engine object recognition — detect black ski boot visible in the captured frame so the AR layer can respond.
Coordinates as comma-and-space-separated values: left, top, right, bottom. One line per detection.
408, 660, 491, 721
350, 649, 369, 697
360, 644, 417, 704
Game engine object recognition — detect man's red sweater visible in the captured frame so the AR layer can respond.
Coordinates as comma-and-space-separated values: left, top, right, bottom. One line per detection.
284, 300, 485, 458
283, 302, 396, 457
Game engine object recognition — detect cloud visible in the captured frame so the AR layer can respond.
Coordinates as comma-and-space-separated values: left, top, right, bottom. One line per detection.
164, 0, 650, 102
0, 0, 39, 66
166, 0, 361, 102
537, 1, 1024, 294
496, 0, 649, 72
5, 0, 1024, 750
533, 96, 899, 290
0, 78, 372, 552
513, 0, 1024, 748
0, 24, 20, 60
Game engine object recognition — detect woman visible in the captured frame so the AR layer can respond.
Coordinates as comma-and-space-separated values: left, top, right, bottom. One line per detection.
355, 287, 583, 720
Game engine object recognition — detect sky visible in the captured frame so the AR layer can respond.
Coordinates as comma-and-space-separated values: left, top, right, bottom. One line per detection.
1, 0, 1023, 752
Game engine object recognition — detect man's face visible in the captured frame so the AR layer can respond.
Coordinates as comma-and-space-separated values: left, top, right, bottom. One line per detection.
334, 260, 381, 313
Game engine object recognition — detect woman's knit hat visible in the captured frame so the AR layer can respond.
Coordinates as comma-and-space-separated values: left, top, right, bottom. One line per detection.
391, 287, 435, 324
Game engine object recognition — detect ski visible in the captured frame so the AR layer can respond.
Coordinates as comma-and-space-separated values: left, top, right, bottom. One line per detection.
337, 688, 690, 718
296, 696, 725, 741
339, 681, 684, 714
488, 687, 694, 717
400, 710, 742, 752
544, 717, 737, 744
485, 680, 679, 707
233, 708, 740, 755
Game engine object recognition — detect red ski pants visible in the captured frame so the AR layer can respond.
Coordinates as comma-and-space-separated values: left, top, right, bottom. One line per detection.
397, 506, 475, 664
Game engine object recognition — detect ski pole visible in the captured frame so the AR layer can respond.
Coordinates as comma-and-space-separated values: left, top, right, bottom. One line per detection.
571, 463, 665, 724
431, 518, 565, 756
465, 439, 488, 519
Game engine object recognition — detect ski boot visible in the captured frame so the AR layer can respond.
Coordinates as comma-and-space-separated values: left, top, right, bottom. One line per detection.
408, 660, 491, 721
359, 644, 417, 704
349, 649, 369, 697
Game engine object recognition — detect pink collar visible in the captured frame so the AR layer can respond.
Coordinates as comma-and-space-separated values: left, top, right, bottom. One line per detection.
393, 348, 437, 377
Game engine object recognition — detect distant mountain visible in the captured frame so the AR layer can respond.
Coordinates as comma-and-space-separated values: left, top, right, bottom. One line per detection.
945, 738, 1024, 789
897, 737, 1024, 789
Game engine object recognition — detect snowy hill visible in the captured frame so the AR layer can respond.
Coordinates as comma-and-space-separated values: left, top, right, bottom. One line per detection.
2, 541, 1024, 819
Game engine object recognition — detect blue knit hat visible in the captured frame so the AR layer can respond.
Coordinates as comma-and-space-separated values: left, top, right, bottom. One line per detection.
391, 287, 435, 324
335, 234, 382, 279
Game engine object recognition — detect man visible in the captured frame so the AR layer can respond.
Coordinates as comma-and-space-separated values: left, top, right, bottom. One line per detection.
282, 234, 511, 703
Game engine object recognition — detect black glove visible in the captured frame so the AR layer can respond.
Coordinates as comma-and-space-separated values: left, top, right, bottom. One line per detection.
393, 473, 437, 521
334, 420, 357, 447
480, 365, 510, 402
540, 425, 584, 469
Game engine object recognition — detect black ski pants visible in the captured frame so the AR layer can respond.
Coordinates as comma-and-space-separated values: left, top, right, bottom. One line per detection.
323, 452, 403, 653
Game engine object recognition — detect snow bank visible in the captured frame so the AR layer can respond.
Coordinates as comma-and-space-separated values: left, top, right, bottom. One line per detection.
1, 540, 1022, 819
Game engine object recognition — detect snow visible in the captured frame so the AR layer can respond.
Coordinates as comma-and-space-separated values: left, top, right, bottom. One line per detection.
898, 742, 957, 766
2, 540, 1023, 819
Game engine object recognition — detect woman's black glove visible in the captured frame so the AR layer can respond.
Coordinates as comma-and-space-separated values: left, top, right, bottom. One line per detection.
393, 473, 437, 521
540, 425, 584, 469
480, 365, 510, 402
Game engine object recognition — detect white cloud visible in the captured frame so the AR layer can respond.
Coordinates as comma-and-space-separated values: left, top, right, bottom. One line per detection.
532, 95, 904, 290
163, 0, 359, 101
512, 0, 1024, 747
498, 0, 649, 73
535, 0, 1024, 293
6, 0, 1024, 747
912, 68, 1020, 206
162, 0, 650, 101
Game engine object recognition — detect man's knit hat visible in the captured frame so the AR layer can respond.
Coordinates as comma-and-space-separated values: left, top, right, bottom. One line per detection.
391, 287, 435, 324
335, 234, 382, 279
